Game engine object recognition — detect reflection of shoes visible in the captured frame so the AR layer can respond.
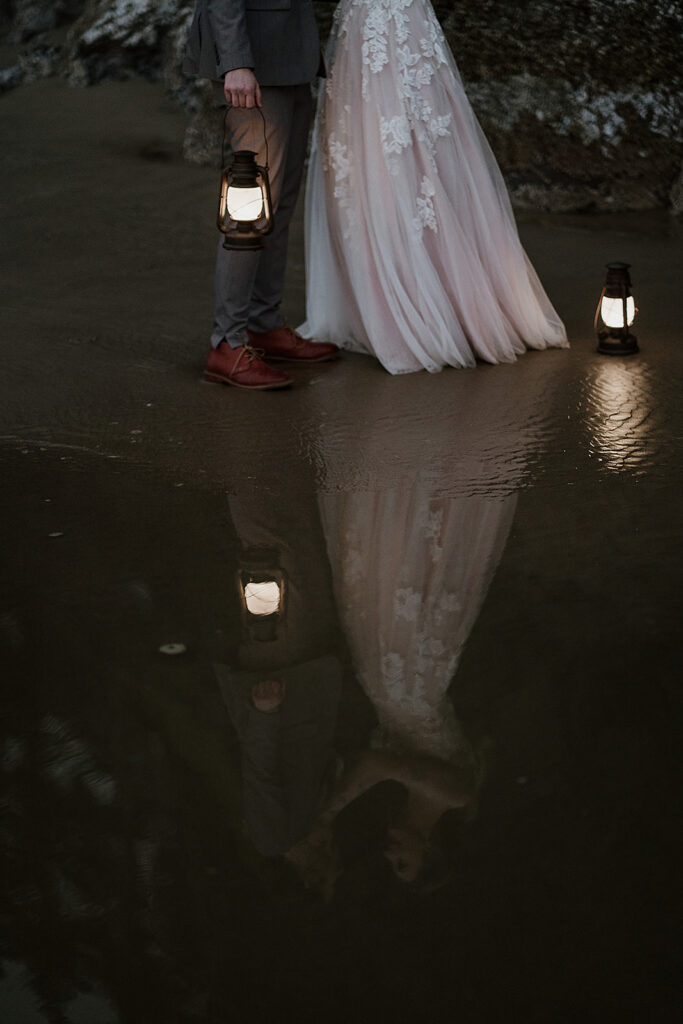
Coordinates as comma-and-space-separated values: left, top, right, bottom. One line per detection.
247, 325, 340, 363
204, 342, 292, 390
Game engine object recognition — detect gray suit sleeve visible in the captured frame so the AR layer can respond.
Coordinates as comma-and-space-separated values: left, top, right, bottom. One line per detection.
207, 0, 255, 78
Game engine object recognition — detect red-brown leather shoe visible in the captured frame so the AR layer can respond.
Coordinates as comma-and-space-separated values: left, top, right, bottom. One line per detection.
247, 325, 340, 363
204, 342, 292, 390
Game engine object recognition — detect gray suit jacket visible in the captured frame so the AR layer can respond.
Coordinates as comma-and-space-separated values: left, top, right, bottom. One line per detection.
183, 0, 323, 86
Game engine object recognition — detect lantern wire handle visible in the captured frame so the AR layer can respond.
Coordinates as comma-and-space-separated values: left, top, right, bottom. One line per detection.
221, 103, 269, 172
593, 286, 607, 334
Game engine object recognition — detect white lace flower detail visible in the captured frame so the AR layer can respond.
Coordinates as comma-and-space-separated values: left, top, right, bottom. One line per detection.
322, 124, 359, 241
361, 1, 410, 78
427, 113, 452, 141
394, 587, 422, 622
380, 113, 411, 156
413, 176, 438, 236
362, 11, 387, 73
343, 543, 365, 587
436, 591, 462, 623
326, 133, 351, 196
381, 651, 406, 687
419, 17, 447, 63
421, 504, 443, 539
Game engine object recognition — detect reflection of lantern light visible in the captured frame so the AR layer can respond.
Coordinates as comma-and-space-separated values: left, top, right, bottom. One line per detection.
594, 262, 639, 355
583, 359, 655, 475
237, 548, 286, 642
243, 580, 282, 617
217, 150, 273, 251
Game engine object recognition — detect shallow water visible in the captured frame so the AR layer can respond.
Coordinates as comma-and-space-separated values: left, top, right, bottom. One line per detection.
1, 78, 682, 1023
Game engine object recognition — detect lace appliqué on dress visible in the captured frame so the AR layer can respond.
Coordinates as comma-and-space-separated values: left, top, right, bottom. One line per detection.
325, 133, 352, 200
328, 0, 453, 185
413, 176, 438, 235
360, 0, 411, 82
380, 114, 411, 159
321, 116, 359, 240
359, 0, 452, 161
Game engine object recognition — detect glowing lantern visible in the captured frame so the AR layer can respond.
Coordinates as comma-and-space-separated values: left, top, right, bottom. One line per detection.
216, 105, 273, 250
594, 262, 639, 356
217, 149, 273, 250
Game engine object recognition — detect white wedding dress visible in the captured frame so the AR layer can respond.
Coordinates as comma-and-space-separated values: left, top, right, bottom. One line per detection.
299, 0, 568, 374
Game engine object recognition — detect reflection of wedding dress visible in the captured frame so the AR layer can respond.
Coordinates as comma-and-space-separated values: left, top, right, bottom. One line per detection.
320, 488, 515, 763
299, 0, 568, 373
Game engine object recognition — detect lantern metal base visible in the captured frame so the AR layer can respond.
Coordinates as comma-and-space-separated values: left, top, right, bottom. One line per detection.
222, 235, 266, 252
597, 332, 639, 356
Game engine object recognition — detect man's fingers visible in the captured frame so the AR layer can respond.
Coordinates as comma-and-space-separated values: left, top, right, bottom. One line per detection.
225, 90, 259, 108
231, 92, 260, 109
223, 70, 260, 110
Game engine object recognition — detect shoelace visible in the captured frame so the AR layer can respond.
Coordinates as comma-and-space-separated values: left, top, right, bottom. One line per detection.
242, 344, 265, 362
228, 344, 266, 379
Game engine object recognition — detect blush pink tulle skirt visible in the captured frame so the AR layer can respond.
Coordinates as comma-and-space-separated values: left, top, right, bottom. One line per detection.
299, 0, 568, 374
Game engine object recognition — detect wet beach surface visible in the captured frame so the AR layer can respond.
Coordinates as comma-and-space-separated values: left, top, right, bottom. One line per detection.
1, 79, 682, 1023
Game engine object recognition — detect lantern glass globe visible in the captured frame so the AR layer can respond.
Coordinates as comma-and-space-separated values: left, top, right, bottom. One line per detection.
601, 295, 636, 329
227, 185, 264, 222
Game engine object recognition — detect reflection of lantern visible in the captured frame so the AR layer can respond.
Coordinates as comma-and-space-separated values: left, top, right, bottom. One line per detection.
594, 262, 639, 356
217, 150, 273, 251
237, 547, 286, 642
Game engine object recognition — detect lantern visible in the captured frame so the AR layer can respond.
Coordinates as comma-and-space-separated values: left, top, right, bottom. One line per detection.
594, 262, 639, 356
217, 149, 273, 250
237, 547, 286, 642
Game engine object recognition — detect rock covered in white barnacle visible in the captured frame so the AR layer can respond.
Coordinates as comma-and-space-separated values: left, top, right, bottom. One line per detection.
76, 0, 186, 52
8, 1, 59, 42
439, 0, 683, 213
5, 1, 84, 42
465, 73, 682, 212
67, 0, 194, 86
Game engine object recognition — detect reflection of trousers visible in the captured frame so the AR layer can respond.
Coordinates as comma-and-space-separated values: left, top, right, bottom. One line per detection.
211, 84, 313, 348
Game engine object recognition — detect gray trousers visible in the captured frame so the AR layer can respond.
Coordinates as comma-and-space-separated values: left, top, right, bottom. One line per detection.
211, 84, 314, 349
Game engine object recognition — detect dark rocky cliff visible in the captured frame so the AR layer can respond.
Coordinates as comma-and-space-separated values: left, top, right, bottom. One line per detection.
2, 0, 681, 213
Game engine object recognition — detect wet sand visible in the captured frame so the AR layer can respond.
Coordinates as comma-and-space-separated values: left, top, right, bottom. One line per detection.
1, 78, 682, 1023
